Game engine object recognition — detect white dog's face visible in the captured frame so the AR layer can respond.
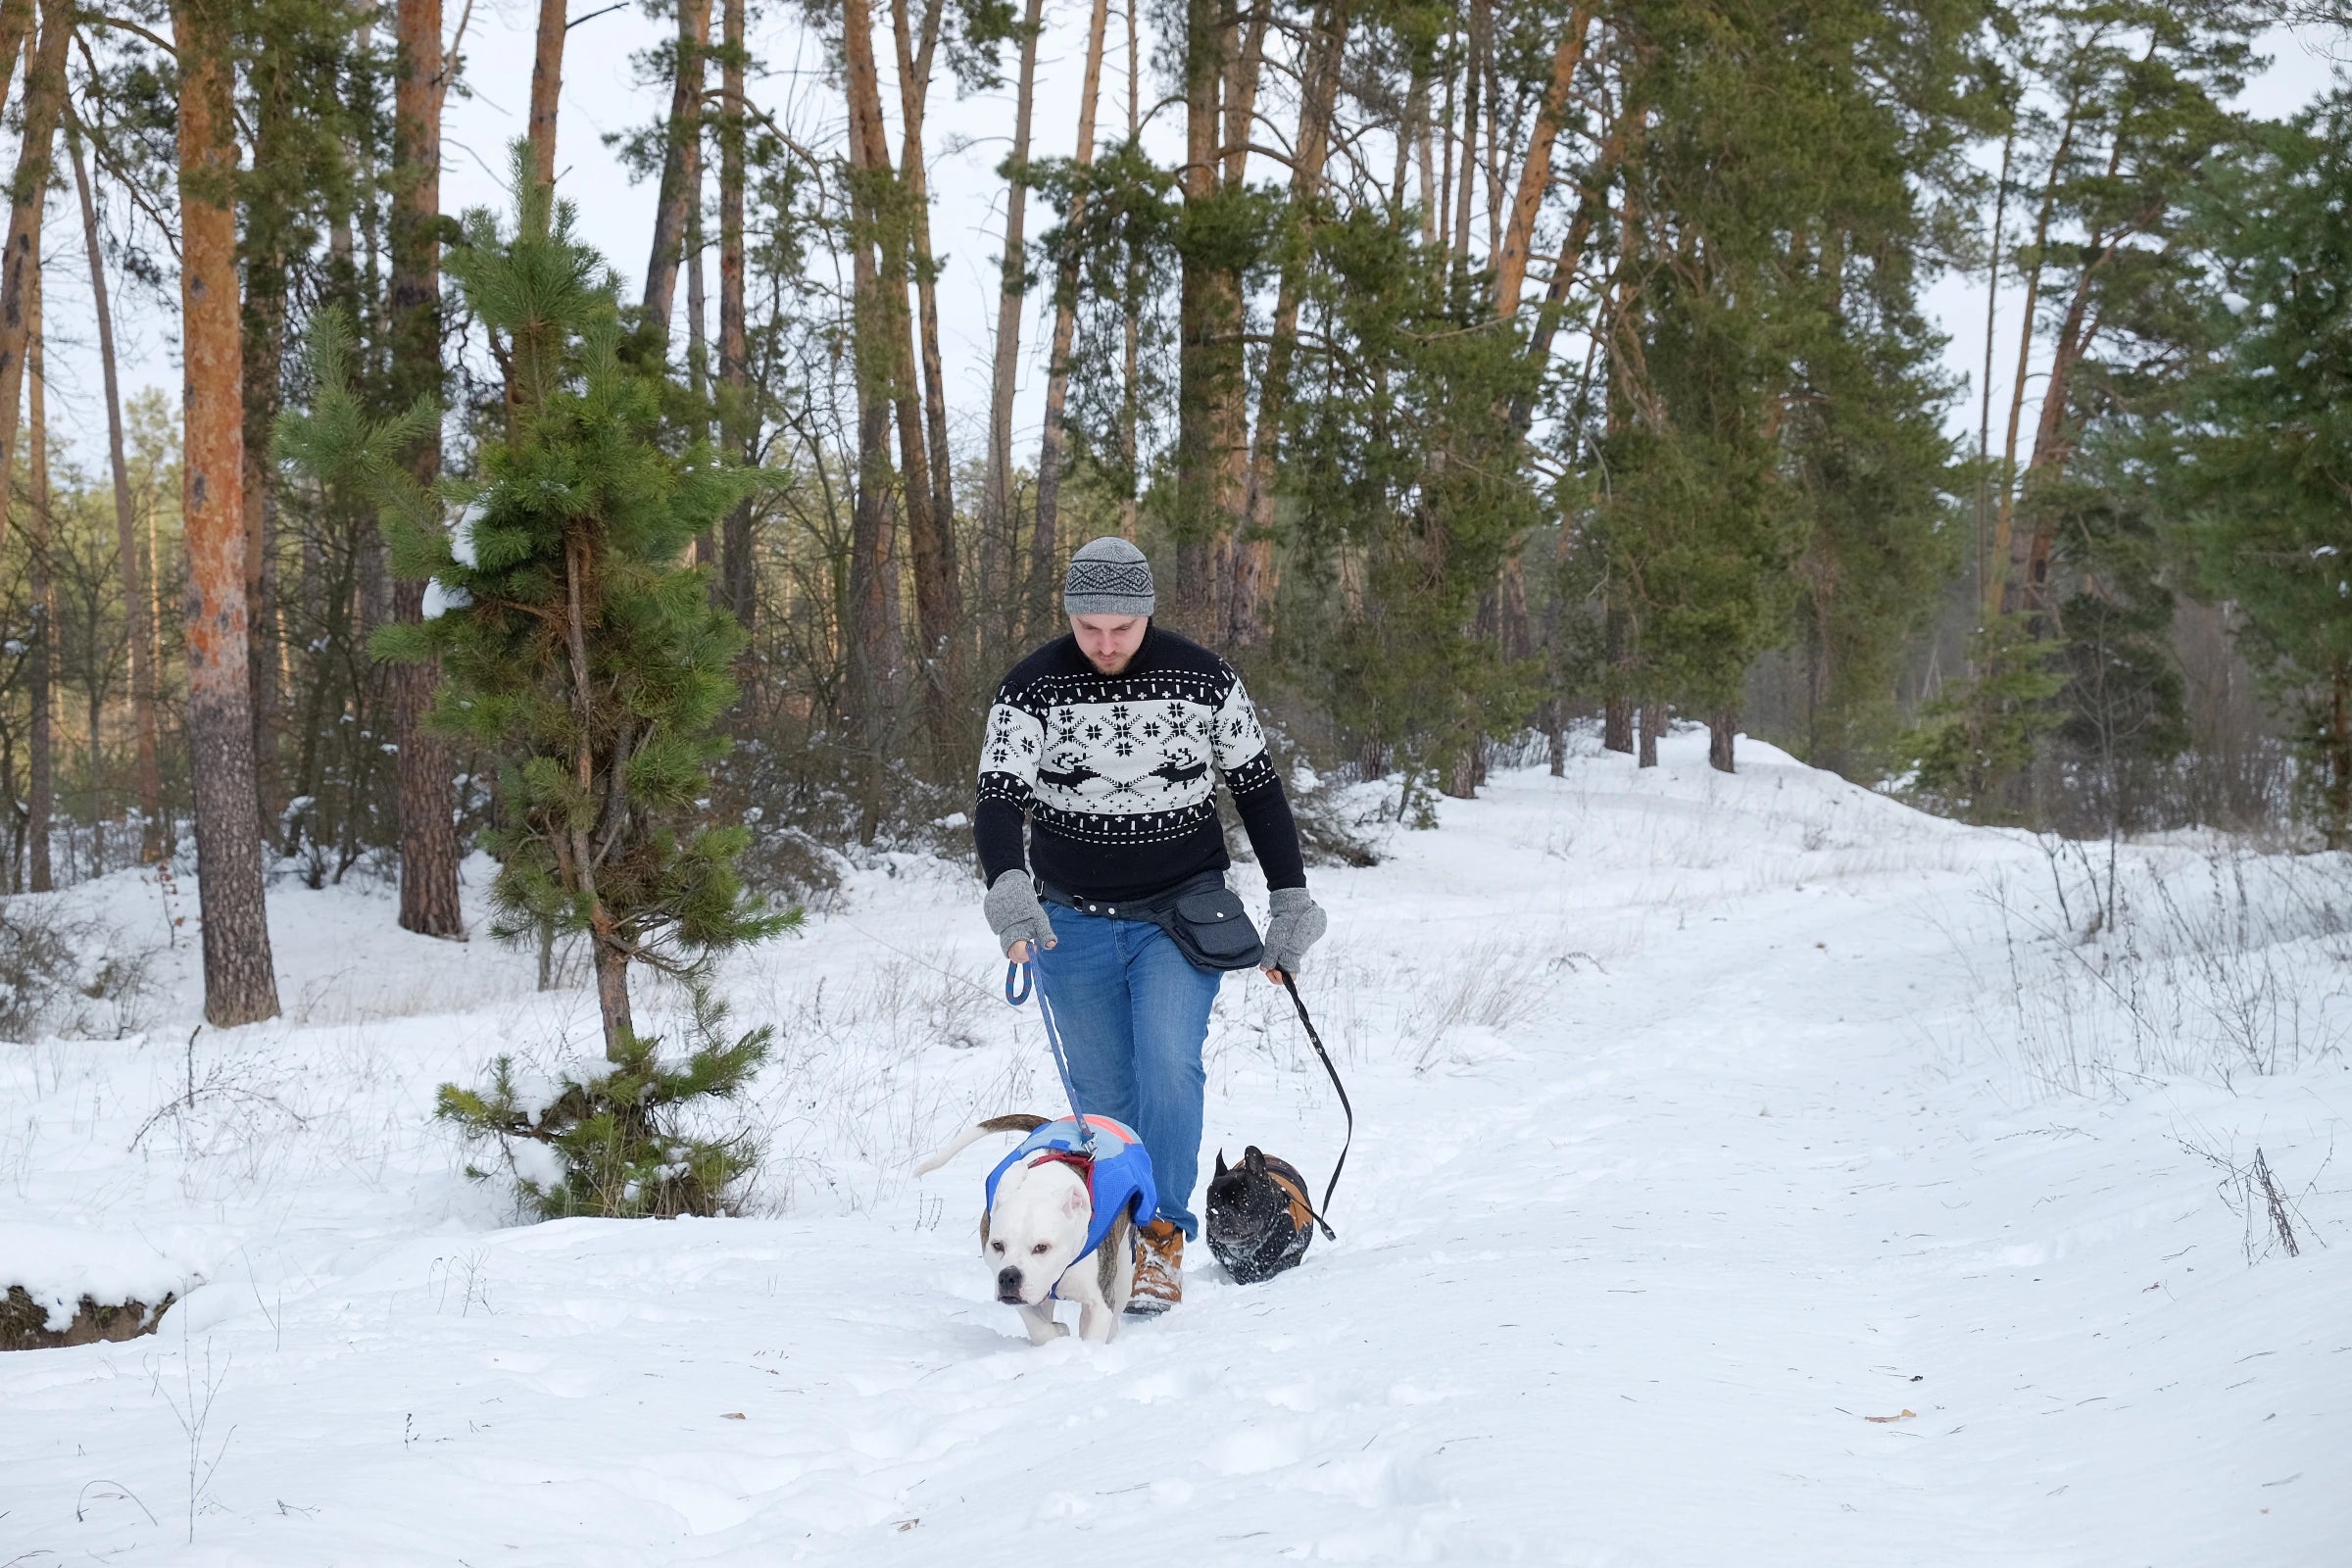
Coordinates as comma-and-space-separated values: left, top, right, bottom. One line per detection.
986, 1158, 1093, 1305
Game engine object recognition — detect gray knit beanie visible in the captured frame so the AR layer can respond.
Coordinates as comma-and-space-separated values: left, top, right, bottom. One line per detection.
1062, 536, 1156, 618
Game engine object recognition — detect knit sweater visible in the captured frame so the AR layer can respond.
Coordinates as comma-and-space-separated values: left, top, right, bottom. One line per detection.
974, 626, 1306, 903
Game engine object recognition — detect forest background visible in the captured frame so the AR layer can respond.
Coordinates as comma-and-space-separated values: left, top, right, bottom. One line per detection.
0, 0, 2348, 1028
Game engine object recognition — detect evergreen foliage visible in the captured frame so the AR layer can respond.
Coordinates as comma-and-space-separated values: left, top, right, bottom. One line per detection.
2171, 95, 2352, 844
283, 149, 796, 1032
435, 994, 771, 1219
281, 147, 794, 1217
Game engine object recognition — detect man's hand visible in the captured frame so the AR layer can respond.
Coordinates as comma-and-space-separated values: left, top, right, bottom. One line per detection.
985, 870, 1056, 961
1261, 887, 1327, 980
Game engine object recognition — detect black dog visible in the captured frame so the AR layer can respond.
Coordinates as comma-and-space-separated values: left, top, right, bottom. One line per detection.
1204, 1147, 1315, 1284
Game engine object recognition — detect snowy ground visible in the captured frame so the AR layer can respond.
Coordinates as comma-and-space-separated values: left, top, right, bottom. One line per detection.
3, 731, 2348, 1564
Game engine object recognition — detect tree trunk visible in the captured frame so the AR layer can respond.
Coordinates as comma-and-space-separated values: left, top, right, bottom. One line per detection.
559, 532, 634, 1057
390, 0, 466, 937
2003, 253, 2109, 629
243, 52, 292, 850
716, 0, 754, 625
1170, 0, 1246, 640
2326, 665, 2352, 851
642, 0, 711, 335
1602, 593, 1632, 752
1117, 0, 1141, 542
1436, 47, 1455, 255
0, 0, 71, 560
0, 0, 31, 107
688, 179, 711, 567
70, 122, 164, 860
1200, 0, 1265, 637
172, 0, 281, 1025
1411, 63, 1437, 248
1707, 709, 1735, 773
1451, 0, 1483, 265
841, 0, 905, 814
1493, 9, 1591, 318
1027, 0, 1112, 633
528, 0, 566, 187
26, 220, 49, 891
892, 0, 963, 746
981, 0, 1044, 643
1986, 84, 2083, 621
1230, 0, 1349, 648
842, 0, 944, 760
1637, 701, 1662, 768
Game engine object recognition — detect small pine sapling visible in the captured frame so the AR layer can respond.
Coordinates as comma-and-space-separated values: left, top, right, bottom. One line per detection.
437, 991, 773, 1218
281, 145, 796, 1218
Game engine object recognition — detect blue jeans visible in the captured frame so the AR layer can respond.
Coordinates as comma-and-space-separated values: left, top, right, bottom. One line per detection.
1032, 906, 1224, 1239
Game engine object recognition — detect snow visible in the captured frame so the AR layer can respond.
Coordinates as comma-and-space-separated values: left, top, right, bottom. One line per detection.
450, 498, 486, 568
421, 577, 473, 618
1, 732, 2346, 1562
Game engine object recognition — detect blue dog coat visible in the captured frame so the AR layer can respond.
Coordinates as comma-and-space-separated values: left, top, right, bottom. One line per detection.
984, 1115, 1158, 1265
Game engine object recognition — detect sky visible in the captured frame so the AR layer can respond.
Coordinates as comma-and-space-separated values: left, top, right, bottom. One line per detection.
25, 7, 2348, 492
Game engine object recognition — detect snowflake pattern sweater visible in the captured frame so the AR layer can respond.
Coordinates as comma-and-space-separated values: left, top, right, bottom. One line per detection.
975, 626, 1306, 904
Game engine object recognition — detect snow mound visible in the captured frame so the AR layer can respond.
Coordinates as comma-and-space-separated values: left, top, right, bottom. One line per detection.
1, 1222, 204, 1330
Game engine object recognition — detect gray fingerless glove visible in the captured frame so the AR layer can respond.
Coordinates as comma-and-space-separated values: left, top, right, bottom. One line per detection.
984, 869, 1055, 957
1262, 886, 1327, 975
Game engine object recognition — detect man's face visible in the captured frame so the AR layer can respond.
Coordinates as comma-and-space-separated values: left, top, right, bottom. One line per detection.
1071, 613, 1148, 675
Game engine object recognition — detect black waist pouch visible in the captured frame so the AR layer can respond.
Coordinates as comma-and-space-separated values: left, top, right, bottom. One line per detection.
1045, 871, 1265, 973
1158, 877, 1265, 971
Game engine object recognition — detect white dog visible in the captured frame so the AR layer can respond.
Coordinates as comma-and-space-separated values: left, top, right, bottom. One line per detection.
915, 1112, 1149, 1344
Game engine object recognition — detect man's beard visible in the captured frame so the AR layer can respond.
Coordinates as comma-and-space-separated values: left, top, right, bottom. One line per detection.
1084, 650, 1134, 675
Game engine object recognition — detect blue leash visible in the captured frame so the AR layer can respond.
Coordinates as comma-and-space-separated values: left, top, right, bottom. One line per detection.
1005, 954, 1095, 1153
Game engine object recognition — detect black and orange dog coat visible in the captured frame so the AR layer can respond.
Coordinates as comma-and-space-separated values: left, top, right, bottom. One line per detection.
1204, 1146, 1316, 1284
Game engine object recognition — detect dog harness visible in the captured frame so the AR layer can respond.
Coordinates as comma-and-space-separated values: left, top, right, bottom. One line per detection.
984, 1115, 1158, 1266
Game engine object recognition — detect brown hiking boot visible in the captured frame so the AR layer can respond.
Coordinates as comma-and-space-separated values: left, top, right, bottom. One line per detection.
1127, 1218, 1183, 1315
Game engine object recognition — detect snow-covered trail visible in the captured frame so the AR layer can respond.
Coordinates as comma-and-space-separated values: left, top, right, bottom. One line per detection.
3, 735, 2345, 1563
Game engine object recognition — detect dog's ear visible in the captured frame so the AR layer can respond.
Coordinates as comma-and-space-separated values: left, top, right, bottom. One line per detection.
1214, 1150, 1229, 1178
1061, 1182, 1091, 1219
1244, 1146, 1267, 1177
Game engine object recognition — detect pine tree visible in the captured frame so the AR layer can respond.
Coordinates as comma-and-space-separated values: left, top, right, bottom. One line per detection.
2172, 97, 2352, 844
280, 149, 794, 1055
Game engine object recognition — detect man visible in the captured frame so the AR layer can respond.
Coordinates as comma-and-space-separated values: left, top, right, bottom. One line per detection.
976, 536, 1328, 1314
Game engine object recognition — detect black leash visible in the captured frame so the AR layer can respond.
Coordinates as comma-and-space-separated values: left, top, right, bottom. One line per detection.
1276, 968, 1349, 1243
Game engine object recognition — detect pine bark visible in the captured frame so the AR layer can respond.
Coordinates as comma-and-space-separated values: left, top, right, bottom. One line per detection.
1411, 65, 1437, 248
0, 0, 71, 560
981, 0, 1044, 637
1986, 85, 2082, 620
26, 219, 49, 891
2005, 244, 2115, 628
0, 0, 30, 105
390, 0, 466, 937
69, 123, 164, 860
172, 0, 281, 1025
716, 0, 754, 625
1451, 0, 1483, 263
529, 0, 566, 187
243, 50, 292, 849
643, 0, 711, 334
1170, 0, 1253, 639
1493, 9, 1591, 319
1117, 0, 1141, 542
891, 0, 962, 740
1027, 0, 1112, 632
843, 0, 945, 760
1707, 710, 1735, 773
1230, 0, 1349, 648
841, 0, 906, 808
